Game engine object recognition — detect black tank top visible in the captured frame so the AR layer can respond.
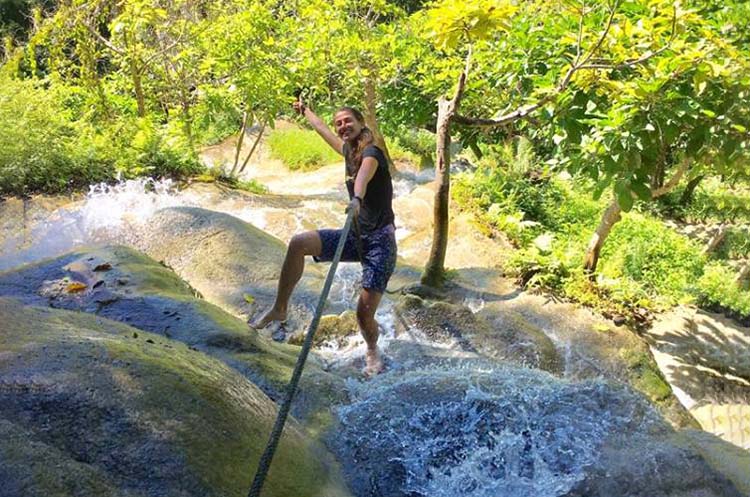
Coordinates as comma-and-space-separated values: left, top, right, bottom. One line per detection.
344, 144, 395, 233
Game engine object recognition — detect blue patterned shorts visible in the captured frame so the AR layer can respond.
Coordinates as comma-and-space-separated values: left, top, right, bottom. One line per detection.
314, 224, 397, 293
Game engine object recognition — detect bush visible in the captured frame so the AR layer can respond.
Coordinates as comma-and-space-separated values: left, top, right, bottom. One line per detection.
390, 127, 435, 168
267, 128, 340, 170
455, 137, 713, 320
599, 214, 705, 304
714, 226, 750, 260
0, 77, 202, 196
656, 178, 750, 223
697, 262, 750, 319
191, 87, 242, 146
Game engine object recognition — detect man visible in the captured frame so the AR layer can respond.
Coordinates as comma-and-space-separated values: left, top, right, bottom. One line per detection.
253, 101, 397, 376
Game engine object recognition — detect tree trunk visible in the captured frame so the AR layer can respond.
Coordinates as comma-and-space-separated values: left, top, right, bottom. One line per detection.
421, 98, 453, 288
702, 224, 728, 256
421, 50, 471, 288
679, 175, 704, 205
736, 261, 750, 287
582, 156, 690, 276
468, 140, 483, 161
238, 124, 265, 175
230, 110, 249, 177
363, 77, 395, 174
583, 198, 622, 275
182, 98, 193, 148
131, 61, 146, 117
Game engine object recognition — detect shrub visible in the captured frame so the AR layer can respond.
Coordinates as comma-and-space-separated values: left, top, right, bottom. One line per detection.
191, 87, 242, 146
599, 214, 705, 304
267, 128, 340, 170
0, 77, 202, 196
390, 127, 436, 169
697, 262, 750, 319
714, 226, 750, 260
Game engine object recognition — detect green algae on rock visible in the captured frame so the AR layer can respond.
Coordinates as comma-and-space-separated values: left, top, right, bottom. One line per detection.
0, 245, 347, 425
394, 294, 562, 373
0, 298, 351, 497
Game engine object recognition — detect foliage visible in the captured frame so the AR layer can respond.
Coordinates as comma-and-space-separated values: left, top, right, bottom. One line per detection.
0, 76, 201, 196
389, 127, 436, 168
454, 142, 718, 319
656, 178, 750, 223
599, 214, 705, 303
697, 262, 750, 319
267, 128, 341, 170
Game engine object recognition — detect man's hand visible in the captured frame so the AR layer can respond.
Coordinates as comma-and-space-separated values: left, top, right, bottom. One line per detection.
346, 196, 361, 216
292, 100, 306, 116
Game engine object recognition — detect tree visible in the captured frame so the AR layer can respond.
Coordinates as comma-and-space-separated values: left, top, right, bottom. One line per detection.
408, 0, 750, 284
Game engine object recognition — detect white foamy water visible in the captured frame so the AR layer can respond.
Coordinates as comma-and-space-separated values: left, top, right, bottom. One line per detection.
0, 177, 198, 271
335, 367, 664, 497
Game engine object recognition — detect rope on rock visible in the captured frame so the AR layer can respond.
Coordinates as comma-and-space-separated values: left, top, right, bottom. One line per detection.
247, 207, 356, 497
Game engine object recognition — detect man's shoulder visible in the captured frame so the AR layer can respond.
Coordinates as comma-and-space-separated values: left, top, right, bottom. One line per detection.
362, 144, 386, 162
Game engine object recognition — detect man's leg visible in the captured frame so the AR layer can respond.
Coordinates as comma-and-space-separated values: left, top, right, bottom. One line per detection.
252, 231, 322, 328
357, 288, 384, 376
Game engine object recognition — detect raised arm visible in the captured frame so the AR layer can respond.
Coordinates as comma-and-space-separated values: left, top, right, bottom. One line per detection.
293, 101, 343, 156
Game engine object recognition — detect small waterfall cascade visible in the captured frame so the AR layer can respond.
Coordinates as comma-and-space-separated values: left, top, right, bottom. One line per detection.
333, 366, 667, 497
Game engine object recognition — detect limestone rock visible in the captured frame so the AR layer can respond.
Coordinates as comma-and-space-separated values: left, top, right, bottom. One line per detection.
0, 298, 351, 497
394, 294, 562, 373
289, 311, 359, 348
648, 306, 750, 450
0, 246, 346, 424
136, 206, 324, 320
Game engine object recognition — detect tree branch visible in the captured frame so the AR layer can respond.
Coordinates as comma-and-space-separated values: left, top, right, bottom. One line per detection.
579, 6, 677, 70
574, 1, 586, 65
453, 2, 677, 130
579, 0, 619, 66
83, 18, 125, 55
652, 158, 691, 198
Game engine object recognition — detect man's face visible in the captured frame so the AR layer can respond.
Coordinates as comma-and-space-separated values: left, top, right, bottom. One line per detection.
334, 111, 363, 142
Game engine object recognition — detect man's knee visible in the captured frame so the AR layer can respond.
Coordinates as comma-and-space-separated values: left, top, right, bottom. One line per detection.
288, 232, 320, 256
356, 291, 381, 327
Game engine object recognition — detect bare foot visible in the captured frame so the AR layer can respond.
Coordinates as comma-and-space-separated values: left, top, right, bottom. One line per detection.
250, 308, 287, 329
363, 349, 385, 378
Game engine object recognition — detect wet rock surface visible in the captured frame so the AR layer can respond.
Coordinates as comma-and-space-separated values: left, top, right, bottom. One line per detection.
648, 306, 750, 451
394, 294, 562, 373
0, 246, 346, 423
0, 298, 350, 497
134, 206, 325, 321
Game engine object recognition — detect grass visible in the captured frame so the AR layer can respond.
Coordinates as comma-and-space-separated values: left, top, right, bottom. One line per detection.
267, 128, 341, 170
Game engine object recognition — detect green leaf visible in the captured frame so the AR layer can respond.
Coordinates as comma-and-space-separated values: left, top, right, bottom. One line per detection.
617, 189, 634, 212
243, 293, 255, 304
630, 182, 652, 201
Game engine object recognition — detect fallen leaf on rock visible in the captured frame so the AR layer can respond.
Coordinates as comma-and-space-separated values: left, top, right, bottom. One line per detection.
65, 282, 87, 293
243, 293, 255, 304
93, 262, 112, 271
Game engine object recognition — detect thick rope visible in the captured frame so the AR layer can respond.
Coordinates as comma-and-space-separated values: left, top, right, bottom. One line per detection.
247, 208, 356, 497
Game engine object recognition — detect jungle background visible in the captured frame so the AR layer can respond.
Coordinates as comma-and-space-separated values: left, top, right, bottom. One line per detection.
1, 0, 750, 328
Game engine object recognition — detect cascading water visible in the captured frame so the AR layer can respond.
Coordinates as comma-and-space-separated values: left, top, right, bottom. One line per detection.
333, 366, 668, 497
0, 177, 190, 271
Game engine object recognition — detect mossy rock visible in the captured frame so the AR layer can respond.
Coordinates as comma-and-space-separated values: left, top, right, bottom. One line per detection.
0, 298, 351, 497
137, 206, 324, 318
0, 246, 347, 425
394, 294, 562, 373
288, 311, 359, 348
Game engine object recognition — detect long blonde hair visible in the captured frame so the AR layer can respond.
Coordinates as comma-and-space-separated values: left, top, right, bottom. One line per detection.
338, 107, 374, 177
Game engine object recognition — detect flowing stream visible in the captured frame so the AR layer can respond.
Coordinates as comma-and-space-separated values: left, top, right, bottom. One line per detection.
1, 168, 747, 496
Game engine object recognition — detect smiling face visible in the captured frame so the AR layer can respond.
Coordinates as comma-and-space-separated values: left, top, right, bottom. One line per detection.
333, 109, 364, 143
